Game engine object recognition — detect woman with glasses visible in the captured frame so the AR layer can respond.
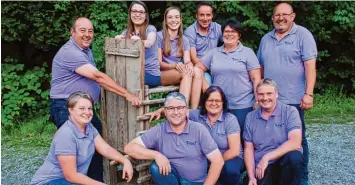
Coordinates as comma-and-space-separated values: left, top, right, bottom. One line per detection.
194, 19, 261, 135
115, 1, 161, 87
147, 86, 244, 185
30, 92, 133, 185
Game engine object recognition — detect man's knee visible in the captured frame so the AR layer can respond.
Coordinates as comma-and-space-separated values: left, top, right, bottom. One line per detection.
283, 151, 303, 166
149, 161, 160, 175
193, 67, 202, 79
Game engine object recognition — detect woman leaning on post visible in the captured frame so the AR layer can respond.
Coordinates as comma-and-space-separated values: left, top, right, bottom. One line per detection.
147, 86, 245, 185
30, 92, 133, 185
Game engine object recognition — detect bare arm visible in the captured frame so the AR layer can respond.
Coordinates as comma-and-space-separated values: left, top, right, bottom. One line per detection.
143, 31, 156, 48
195, 61, 208, 72
244, 142, 256, 181
75, 64, 141, 106
58, 155, 106, 185
301, 58, 316, 110
94, 135, 133, 182
189, 48, 200, 65
249, 68, 261, 109
204, 149, 224, 185
158, 48, 176, 70
222, 133, 240, 161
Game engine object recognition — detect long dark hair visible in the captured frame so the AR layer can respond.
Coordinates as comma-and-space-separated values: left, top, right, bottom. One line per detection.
199, 86, 229, 115
126, 1, 149, 40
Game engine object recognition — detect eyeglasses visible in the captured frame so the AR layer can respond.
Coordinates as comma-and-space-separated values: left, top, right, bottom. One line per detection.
273, 13, 293, 19
165, 106, 186, 112
130, 9, 146, 15
206, 99, 223, 103
224, 30, 238, 34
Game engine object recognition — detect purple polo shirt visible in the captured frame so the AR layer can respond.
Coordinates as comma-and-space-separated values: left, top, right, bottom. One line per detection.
157, 31, 190, 64
121, 25, 161, 76
201, 43, 261, 109
184, 21, 222, 58
30, 119, 99, 185
257, 23, 318, 104
50, 37, 100, 103
188, 109, 243, 158
243, 102, 303, 165
140, 120, 218, 182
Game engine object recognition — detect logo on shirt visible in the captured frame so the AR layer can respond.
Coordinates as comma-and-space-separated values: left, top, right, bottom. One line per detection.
285, 41, 294, 45
232, 57, 244, 62
185, 140, 197, 145
274, 122, 285, 127
216, 132, 227, 136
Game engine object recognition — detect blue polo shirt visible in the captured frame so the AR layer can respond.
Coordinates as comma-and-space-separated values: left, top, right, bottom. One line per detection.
243, 102, 303, 166
121, 25, 161, 76
30, 119, 99, 185
189, 109, 243, 158
201, 43, 261, 109
140, 120, 218, 182
257, 23, 317, 104
184, 21, 223, 58
50, 37, 100, 103
157, 31, 190, 64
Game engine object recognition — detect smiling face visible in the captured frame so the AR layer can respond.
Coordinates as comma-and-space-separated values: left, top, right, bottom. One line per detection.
166, 8, 181, 31
70, 18, 94, 49
130, 3, 147, 26
196, 5, 213, 29
164, 99, 188, 127
272, 3, 295, 34
69, 98, 93, 126
205, 91, 223, 116
223, 25, 240, 46
257, 84, 278, 111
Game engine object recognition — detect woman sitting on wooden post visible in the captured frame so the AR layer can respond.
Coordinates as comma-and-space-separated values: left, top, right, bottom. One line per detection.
30, 92, 133, 185
157, 7, 196, 104
146, 86, 245, 185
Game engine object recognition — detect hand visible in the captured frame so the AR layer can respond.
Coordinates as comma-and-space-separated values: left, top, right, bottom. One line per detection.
144, 109, 162, 122
248, 178, 257, 185
185, 64, 194, 77
125, 93, 142, 107
122, 158, 134, 182
154, 153, 171, 176
256, 156, 269, 179
175, 62, 185, 74
114, 35, 124, 40
253, 102, 260, 110
300, 94, 313, 110
130, 35, 141, 43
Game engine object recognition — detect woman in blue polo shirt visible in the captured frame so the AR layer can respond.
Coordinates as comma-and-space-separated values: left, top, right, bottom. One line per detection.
147, 86, 244, 185
30, 92, 133, 185
195, 19, 261, 135
157, 7, 198, 104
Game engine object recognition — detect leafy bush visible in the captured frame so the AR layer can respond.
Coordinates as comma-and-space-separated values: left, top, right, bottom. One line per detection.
1, 57, 50, 127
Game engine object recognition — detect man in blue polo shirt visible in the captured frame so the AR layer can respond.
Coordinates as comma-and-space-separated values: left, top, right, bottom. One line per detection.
49, 17, 141, 182
257, 3, 317, 184
124, 92, 224, 185
244, 78, 303, 185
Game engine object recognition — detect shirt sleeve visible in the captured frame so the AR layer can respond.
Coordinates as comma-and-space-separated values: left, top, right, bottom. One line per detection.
60, 49, 95, 72
188, 109, 200, 122
243, 113, 253, 143
286, 106, 302, 133
53, 128, 77, 155
183, 36, 191, 51
198, 124, 218, 156
184, 26, 196, 48
257, 38, 264, 66
90, 123, 99, 138
121, 29, 127, 37
140, 124, 161, 149
216, 23, 223, 42
225, 113, 240, 135
157, 32, 163, 49
246, 48, 261, 71
300, 29, 318, 62
200, 49, 214, 70
146, 25, 157, 34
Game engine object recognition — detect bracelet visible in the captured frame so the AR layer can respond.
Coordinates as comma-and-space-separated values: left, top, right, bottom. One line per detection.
304, 93, 313, 97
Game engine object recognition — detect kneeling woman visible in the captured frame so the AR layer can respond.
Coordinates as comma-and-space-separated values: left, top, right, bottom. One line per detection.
30, 92, 133, 185
148, 86, 245, 185
157, 7, 196, 103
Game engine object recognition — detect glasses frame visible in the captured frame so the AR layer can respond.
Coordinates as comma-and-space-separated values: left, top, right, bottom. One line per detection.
164, 106, 186, 112
273, 12, 294, 19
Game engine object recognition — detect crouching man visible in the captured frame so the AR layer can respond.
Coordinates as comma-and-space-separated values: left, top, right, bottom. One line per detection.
244, 78, 303, 185
125, 92, 224, 185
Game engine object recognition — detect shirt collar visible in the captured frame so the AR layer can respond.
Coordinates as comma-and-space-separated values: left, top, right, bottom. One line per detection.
69, 37, 89, 52
256, 101, 281, 119
68, 117, 91, 139
199, 110, 225, 123
165, 119, 191, 134
218, 41, 244, 53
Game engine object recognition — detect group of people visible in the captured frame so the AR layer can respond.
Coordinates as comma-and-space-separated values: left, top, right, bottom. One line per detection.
30, 1, 317, 185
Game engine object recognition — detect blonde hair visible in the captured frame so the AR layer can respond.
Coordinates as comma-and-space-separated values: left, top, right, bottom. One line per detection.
67, 92, 94, 109
162, 7, 184, 58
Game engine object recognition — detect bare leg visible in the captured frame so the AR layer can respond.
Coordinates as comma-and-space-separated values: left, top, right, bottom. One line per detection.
190, 67, 203, 109
179, 75, 192, 105
161, 69, 192, 104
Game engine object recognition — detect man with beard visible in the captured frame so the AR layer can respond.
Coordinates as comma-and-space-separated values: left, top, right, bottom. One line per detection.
243, 78, 303, 185
49, 17, 141, 182
124, 92, 224, 185
257, 3, 317, 184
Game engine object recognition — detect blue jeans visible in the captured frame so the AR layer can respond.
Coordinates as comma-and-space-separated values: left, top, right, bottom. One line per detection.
43, 178, 76, 185
150, 161, 203, 185
230, 107, 254, 139
256, 151, 303, 185
288, 104, 309, 182
145, 72, 161, 88
217, 157, 245, 185
49, 99, 104, 182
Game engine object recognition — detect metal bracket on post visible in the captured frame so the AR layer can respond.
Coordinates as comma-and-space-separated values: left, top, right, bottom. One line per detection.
105, 47, 140, 58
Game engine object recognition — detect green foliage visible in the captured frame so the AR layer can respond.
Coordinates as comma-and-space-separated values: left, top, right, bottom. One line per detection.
1, 57, 50, 127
